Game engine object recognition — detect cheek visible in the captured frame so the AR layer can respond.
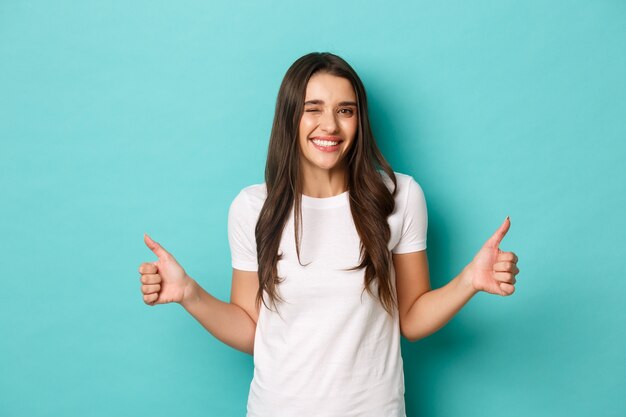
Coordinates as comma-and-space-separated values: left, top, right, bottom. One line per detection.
298, 119, 309, 143
341, 118, 358, 138
299, 115, 316, 132
298, 119, 313, 148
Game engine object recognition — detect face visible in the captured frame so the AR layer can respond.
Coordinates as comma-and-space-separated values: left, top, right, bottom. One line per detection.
298, 72, 358, 175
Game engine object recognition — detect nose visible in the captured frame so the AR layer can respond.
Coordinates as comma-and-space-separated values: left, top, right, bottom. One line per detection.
319, 110, 339, 133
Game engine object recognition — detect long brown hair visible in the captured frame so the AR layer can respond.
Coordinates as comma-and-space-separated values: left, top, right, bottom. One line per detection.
255, 52, 398, 315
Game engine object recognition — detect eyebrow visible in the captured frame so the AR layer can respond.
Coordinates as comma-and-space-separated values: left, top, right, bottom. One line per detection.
304, 100, 357, 106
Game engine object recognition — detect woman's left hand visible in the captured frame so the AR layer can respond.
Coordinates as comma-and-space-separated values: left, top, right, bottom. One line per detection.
463, 217, 520, 296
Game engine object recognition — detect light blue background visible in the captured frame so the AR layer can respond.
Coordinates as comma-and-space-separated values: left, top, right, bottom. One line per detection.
1, 1, 624, 416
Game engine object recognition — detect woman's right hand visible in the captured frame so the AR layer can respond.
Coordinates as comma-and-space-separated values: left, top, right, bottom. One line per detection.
139, 234, 194, 306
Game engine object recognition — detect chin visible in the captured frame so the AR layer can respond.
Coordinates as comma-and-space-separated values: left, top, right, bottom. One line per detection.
314, 160, 344, 171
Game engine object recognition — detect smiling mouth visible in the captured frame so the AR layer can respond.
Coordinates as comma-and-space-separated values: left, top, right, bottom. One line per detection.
310, 137, 342, 147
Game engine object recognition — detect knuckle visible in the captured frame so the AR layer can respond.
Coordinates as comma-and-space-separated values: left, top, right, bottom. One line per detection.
141, 274, 160, 284
497, 272, 516, 284
139, 263, 156, 274
501, 283, 515, 296
143, 284, 160, 294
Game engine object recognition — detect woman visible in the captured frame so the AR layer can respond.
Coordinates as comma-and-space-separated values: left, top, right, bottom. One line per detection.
138, 52, 520, 416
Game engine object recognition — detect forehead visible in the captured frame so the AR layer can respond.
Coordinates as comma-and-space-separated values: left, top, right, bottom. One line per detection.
304, 72, 356, 102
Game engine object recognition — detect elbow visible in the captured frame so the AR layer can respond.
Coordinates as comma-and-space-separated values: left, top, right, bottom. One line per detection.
400, 323, 422, 343
236, 340, 254, 356
401, 323, 442, 342
401, 331, 421, 343
242, 335, 255, 356
400, 318, 434, 342
402, 334, 416, 343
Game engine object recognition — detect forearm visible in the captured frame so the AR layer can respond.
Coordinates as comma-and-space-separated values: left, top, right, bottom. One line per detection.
181, 277, 256, 355
402, 267, 478, 341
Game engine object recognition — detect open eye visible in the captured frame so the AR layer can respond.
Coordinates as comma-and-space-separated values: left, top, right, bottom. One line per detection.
338, 108, 355, 115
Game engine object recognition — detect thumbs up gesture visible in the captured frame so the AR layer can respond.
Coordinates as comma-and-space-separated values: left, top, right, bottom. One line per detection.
138, 234, 193, 305
464, 217, 520, 296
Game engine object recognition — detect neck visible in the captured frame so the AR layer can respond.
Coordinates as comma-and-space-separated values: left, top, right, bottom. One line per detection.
300, 166, 348, 198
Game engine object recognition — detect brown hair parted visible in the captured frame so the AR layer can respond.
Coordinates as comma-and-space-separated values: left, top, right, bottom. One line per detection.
255, 52, 399, 315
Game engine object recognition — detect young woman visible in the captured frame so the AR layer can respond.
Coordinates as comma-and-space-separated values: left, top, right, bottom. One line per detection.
138, 52, 520, 416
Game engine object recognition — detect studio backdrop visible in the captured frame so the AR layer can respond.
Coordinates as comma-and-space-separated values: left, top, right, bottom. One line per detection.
1, 1, 624, 416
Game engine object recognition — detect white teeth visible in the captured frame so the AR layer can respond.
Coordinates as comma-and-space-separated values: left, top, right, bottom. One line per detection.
312, 139, 339, 147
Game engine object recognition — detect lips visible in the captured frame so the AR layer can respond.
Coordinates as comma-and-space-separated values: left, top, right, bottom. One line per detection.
309, 136, 342, 152
310, 136, 343, 143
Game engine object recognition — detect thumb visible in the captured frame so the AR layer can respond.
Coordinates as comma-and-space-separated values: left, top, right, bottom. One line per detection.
144, 233, 170, 260
483, 216, 510, 249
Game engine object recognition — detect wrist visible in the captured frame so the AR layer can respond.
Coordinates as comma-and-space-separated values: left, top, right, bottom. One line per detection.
458, 265, 479, 296
180, 275, 199, 308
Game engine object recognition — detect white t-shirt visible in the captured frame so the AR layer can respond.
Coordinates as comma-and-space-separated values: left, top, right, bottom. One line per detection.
227, 172, 428, 417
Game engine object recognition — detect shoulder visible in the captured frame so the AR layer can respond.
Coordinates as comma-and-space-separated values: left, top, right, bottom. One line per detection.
229, 182, 267, 217
398, 172, 425, 197
237, 182, 267, 202
392, 171, 419, 188
379, 170, 425, 201
397, 173, 425, 217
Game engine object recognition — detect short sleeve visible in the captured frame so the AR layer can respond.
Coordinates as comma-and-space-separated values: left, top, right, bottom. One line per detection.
392, 177, 428, 254
227, 190, 258, 271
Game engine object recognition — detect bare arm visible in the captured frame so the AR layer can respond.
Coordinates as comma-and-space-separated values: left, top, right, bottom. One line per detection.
394, 251, 477, 341
394, 218, 519, 342
180, 269, 259, 355
140, 234, 259, 355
